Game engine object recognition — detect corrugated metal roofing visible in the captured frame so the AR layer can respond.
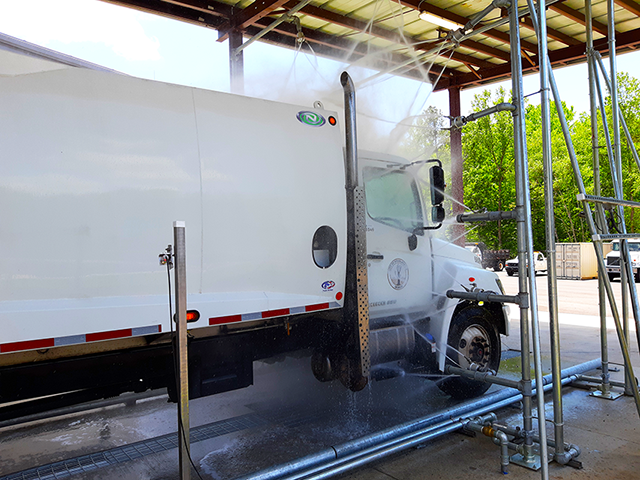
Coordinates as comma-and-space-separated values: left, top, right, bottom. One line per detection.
102, 0, 640, 90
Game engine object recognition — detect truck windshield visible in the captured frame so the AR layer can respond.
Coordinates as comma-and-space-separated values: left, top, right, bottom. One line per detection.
612, 242, 640, 251
363, 167, 424, 234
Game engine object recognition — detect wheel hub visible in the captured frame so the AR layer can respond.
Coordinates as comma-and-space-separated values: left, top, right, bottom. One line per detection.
458, 325, 491, 370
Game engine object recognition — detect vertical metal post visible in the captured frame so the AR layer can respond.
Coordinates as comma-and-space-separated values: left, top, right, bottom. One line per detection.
586, 0, 617, 401
229, 29, 244, 95
536, 0, 564, 460
509, 3, 549, 476
174, 221, 190, 480
449, 86, 465, 247
608, 0, 637, 396
546, 61, 640, 416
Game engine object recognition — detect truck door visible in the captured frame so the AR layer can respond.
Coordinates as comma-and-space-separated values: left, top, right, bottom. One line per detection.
362, 166, 433, 323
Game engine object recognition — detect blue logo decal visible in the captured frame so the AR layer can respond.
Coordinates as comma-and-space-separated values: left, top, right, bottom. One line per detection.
297, 111, 326, 127
322, 280, 335, 291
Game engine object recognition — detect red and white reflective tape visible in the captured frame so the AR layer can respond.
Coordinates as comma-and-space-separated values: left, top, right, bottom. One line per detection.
209, 302, 341, 326
0, 325, 162, 354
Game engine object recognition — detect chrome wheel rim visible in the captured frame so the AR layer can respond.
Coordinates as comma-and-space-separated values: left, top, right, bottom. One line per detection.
456, 324, 491, 370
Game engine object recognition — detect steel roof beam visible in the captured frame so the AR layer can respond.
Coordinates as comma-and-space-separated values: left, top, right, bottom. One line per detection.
250, 15, 456, 78
435, 27, 640, 91
217, 0, 290, 42
277, 2, 503, 69
615, 0, 640, 17
243, 23, 447, 84
520, 15, 581, 45
549, 2, 609, 36
103, 0, 228, 27
396, 0, 539, 54
157, 0, 230, 16
290, 2, 511, 62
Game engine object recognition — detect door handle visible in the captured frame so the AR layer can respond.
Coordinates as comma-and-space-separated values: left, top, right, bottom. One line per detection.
367, 253, 384, 260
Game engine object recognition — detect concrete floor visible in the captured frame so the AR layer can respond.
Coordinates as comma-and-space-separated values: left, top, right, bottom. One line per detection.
341, 272, 640, 480
0, 272, 638, 480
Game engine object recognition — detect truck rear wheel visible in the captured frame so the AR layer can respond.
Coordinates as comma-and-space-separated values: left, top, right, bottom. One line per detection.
494, 262, 504, 272
437, 307, 501, 399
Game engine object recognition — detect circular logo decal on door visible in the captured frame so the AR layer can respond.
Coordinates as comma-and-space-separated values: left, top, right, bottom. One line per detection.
387, 258, 409, 290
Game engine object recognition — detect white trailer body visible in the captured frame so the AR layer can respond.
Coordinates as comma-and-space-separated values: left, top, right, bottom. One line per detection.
0, 45, 508, 413
0, 47, 346, 351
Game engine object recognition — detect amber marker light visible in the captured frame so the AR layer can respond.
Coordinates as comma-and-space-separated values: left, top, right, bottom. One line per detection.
328, 116, 337, 126
174, 310, 200, 323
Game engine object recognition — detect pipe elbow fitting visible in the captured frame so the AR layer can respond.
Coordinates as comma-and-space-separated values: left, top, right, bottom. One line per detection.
555, 444, 581, 464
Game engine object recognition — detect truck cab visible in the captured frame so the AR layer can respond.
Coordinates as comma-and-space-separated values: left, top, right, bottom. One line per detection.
357, 152, 509, 398
605, 239, 640, 282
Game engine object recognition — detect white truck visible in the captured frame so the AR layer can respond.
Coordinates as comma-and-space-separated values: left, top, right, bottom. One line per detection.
605, 239, 640, 282
0, 43, 509, 418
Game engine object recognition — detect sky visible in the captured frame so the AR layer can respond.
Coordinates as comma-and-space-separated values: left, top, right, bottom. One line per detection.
2, 0, 640, 144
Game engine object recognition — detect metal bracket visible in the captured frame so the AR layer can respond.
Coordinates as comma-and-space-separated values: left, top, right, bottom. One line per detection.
590, 389, 623, 401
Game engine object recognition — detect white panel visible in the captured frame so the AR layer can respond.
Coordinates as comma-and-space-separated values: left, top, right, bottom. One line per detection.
193, 89, 347, 310
0, 53, 347, 346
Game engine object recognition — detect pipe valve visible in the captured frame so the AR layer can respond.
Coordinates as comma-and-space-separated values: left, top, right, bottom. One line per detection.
159, 245, 173, 269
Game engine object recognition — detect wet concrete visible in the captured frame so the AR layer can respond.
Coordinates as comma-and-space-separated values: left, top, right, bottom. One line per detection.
1, 271, 639, 479
341, 271, 640, 480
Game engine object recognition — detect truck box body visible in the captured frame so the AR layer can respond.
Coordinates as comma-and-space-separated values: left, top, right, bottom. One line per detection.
0, 48, 346, 352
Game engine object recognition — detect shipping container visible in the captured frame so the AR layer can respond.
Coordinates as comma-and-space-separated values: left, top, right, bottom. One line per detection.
555, 243, 598, 280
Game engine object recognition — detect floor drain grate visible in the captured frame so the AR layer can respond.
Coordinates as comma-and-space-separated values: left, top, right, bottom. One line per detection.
1, 413, 269, 480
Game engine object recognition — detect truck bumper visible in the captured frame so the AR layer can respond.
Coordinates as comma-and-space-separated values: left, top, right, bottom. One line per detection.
605, 266, 639, 278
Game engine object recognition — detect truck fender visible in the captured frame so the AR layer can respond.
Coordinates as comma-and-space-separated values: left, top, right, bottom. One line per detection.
429, 258, 509, 372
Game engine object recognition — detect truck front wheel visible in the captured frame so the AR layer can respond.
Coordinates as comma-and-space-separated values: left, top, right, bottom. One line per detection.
437, 307, 501, 399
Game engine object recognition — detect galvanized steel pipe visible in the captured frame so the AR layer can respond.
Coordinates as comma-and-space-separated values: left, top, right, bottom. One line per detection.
235, 359, 601, 480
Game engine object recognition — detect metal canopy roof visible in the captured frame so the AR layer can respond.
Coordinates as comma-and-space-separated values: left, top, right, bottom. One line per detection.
102, 0, 640, 91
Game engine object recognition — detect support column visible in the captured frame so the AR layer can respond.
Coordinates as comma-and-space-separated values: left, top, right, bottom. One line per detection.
173, 221, 190, 480
229, 29, 244, 95
449, 86, 465, 246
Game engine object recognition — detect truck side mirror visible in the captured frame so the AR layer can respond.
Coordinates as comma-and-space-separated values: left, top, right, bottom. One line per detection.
429, 166, 445, 205
432, 206, 445, 223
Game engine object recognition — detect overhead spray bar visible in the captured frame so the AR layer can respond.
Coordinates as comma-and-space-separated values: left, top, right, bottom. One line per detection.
233, 0, 313, 56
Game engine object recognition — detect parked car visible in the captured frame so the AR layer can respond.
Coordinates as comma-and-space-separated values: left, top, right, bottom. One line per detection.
505, 251, 547, 276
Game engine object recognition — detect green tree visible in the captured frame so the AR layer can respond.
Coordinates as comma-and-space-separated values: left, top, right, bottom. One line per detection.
461, 87, 516, 252
403, 105, 450, 162
525, 101, 591, 245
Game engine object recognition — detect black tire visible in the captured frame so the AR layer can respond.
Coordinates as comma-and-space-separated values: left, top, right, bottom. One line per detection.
506, 269, 514, 276
635, 269, 640, 283
437, 307, 501, 400
494, 262, 504, 272
608, 272, 616, 282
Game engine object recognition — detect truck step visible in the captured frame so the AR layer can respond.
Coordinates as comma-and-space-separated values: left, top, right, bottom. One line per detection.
577, 193, 640, 209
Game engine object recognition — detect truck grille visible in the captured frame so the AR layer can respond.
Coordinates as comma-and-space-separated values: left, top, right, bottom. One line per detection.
607, 257, 620, 266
